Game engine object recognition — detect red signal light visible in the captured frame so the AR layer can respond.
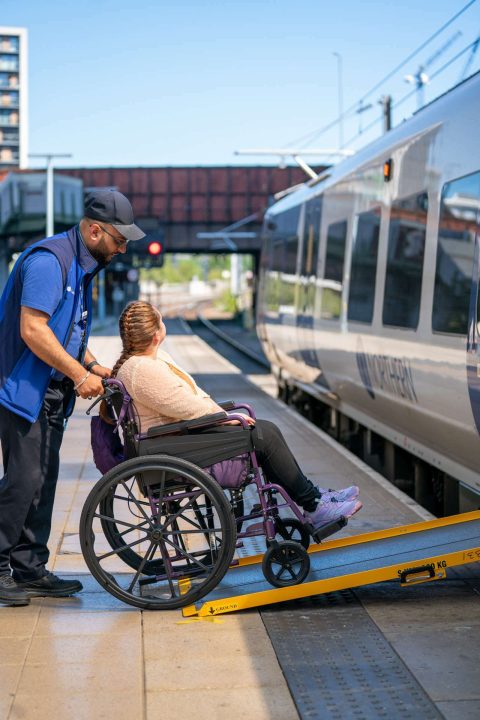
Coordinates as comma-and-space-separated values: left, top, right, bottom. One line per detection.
148, 241, 162, 255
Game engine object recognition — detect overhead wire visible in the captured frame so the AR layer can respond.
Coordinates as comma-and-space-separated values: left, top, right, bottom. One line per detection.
340, 37, 480, 151
284, 0, 478, 150
394, 38, 479, 113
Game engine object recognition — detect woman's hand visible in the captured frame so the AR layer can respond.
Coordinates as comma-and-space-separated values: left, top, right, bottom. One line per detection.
224, 414, 256, 427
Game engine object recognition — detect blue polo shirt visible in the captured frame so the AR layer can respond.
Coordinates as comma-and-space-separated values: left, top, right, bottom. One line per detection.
21, 250, 87, 379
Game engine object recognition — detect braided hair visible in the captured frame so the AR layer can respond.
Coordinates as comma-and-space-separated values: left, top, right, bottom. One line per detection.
112, 300, 162, 377
100, 301, 161, 423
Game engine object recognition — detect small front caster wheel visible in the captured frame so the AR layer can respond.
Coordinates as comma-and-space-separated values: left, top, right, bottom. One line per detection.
262, 540, 310, 588
273, 517, 310, 549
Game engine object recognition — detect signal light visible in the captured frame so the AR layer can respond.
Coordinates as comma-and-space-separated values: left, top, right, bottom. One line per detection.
383, 159, 393, 182
148, 241, 162, 255
126, 235, 165, 267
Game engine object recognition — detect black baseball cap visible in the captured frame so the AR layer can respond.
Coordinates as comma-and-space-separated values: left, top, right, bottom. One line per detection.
84, 189, 145, 241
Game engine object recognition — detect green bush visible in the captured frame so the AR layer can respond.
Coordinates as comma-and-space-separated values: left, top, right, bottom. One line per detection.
215, 289, 238, 314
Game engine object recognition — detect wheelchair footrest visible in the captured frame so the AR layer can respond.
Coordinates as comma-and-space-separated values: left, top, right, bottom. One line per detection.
311, 516, 348, 542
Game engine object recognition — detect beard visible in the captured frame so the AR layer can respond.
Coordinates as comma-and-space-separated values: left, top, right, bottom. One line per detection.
89, 238, 115, 265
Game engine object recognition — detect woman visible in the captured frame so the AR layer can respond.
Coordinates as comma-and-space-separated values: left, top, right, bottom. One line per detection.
111, 301, 362, 535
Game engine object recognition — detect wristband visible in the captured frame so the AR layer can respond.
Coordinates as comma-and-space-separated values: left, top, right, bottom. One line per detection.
86, 360, 99, 372
73, 371, 91, 392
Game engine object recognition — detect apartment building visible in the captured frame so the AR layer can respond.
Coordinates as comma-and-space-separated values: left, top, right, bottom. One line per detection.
0, 27, 27, 169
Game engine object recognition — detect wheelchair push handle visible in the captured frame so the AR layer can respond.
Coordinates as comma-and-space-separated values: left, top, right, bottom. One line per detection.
85, 380, 117, 416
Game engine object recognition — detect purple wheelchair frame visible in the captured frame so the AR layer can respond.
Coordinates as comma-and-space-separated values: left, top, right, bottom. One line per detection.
102, 378, 310, 553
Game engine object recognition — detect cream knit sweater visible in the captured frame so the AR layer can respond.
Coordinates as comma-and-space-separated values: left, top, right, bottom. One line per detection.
116, 349, 222, 432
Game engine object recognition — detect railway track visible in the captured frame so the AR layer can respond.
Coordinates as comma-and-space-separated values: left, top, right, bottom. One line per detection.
184, 315, 270, 376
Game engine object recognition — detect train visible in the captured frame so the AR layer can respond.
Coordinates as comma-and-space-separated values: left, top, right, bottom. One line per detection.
256, 71, 480, 515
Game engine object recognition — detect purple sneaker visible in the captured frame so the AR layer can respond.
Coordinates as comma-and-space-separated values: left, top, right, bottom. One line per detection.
305, 498, 363, 533
318, 485, 360, 502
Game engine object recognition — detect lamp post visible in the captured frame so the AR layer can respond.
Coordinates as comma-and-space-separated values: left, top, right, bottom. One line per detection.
29, 152, 72, 237
333, 52, 344, 149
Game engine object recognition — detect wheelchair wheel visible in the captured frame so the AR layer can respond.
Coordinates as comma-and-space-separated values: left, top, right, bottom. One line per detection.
80, 455, 237, 610
99, 490, 167, 576
99, 483, 245, 574
273, 517, 310, 550
262, 541, 310, 588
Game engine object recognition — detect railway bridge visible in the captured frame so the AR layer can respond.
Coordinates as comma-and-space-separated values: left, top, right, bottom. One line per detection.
57, 165, 323, 254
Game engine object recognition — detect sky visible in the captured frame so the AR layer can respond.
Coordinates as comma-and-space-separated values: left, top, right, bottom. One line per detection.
2, 0, 480, 169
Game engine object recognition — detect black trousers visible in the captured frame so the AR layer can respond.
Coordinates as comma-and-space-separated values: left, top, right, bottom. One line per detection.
202, 419, 318, 510
0, 382, 70, 581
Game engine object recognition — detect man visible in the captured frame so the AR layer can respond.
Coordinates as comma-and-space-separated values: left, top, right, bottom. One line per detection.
0, 189, 145, 606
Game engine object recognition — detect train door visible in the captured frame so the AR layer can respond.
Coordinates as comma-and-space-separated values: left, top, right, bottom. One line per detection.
296, 197, 322, 371
432, 171, 480, 434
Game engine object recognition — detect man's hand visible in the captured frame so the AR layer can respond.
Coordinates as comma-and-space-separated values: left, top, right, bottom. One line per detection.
74, 372, 105, 399
91, 364, 112, 379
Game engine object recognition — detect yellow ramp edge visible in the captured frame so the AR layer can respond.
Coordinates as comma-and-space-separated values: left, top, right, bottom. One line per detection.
183, 510, 480, 617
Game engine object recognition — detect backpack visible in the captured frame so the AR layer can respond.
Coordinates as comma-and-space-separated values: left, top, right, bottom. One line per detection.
90, 415, 125, 475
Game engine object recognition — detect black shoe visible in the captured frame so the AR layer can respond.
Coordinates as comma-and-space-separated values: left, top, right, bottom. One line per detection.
0, 573, 31, 606
17, 571, 83, 598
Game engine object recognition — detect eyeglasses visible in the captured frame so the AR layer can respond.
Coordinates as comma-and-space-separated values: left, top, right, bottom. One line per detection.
96, 224, 128, 248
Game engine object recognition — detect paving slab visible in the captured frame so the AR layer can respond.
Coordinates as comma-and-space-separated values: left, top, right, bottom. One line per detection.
1, 322, 478, 720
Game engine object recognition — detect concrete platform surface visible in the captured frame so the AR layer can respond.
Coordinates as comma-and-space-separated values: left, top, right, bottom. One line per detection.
0, 320, 479, 720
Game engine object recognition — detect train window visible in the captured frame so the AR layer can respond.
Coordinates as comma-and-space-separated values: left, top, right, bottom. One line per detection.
266, 206, 300, 312
270, 236, 284, 273
347, 208, 381, 323
281, 207, 301, 276
383, 192, 427, 329
301, 198, 322, 276
432, 171, 480, 335
266, 207, 300, 274
321, 220, 347, 320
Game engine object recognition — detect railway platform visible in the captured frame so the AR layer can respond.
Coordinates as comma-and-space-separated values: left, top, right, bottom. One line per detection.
1, 319, 479, 720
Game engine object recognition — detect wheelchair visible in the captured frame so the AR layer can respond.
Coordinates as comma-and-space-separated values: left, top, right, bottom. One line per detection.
79, 378, 347, 610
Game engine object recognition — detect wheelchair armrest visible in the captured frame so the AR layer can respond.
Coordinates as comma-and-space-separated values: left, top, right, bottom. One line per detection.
218, 400, 236, 410
146, 411, 228, 438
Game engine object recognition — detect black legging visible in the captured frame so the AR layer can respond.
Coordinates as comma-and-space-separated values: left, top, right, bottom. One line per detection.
201, 419, 318, 510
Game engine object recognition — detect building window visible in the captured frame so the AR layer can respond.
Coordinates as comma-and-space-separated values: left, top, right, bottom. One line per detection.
0, 147, 13, 161
432, 172, 480, 335
0, 56, 19, 72
348, 208, 381, 323
383, 192, 427, 329
0, 91, 18, 107
0, 109, 18, 126
0, 127, 18, 143
321, 219, 347, 320
0, 37, 19, 53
